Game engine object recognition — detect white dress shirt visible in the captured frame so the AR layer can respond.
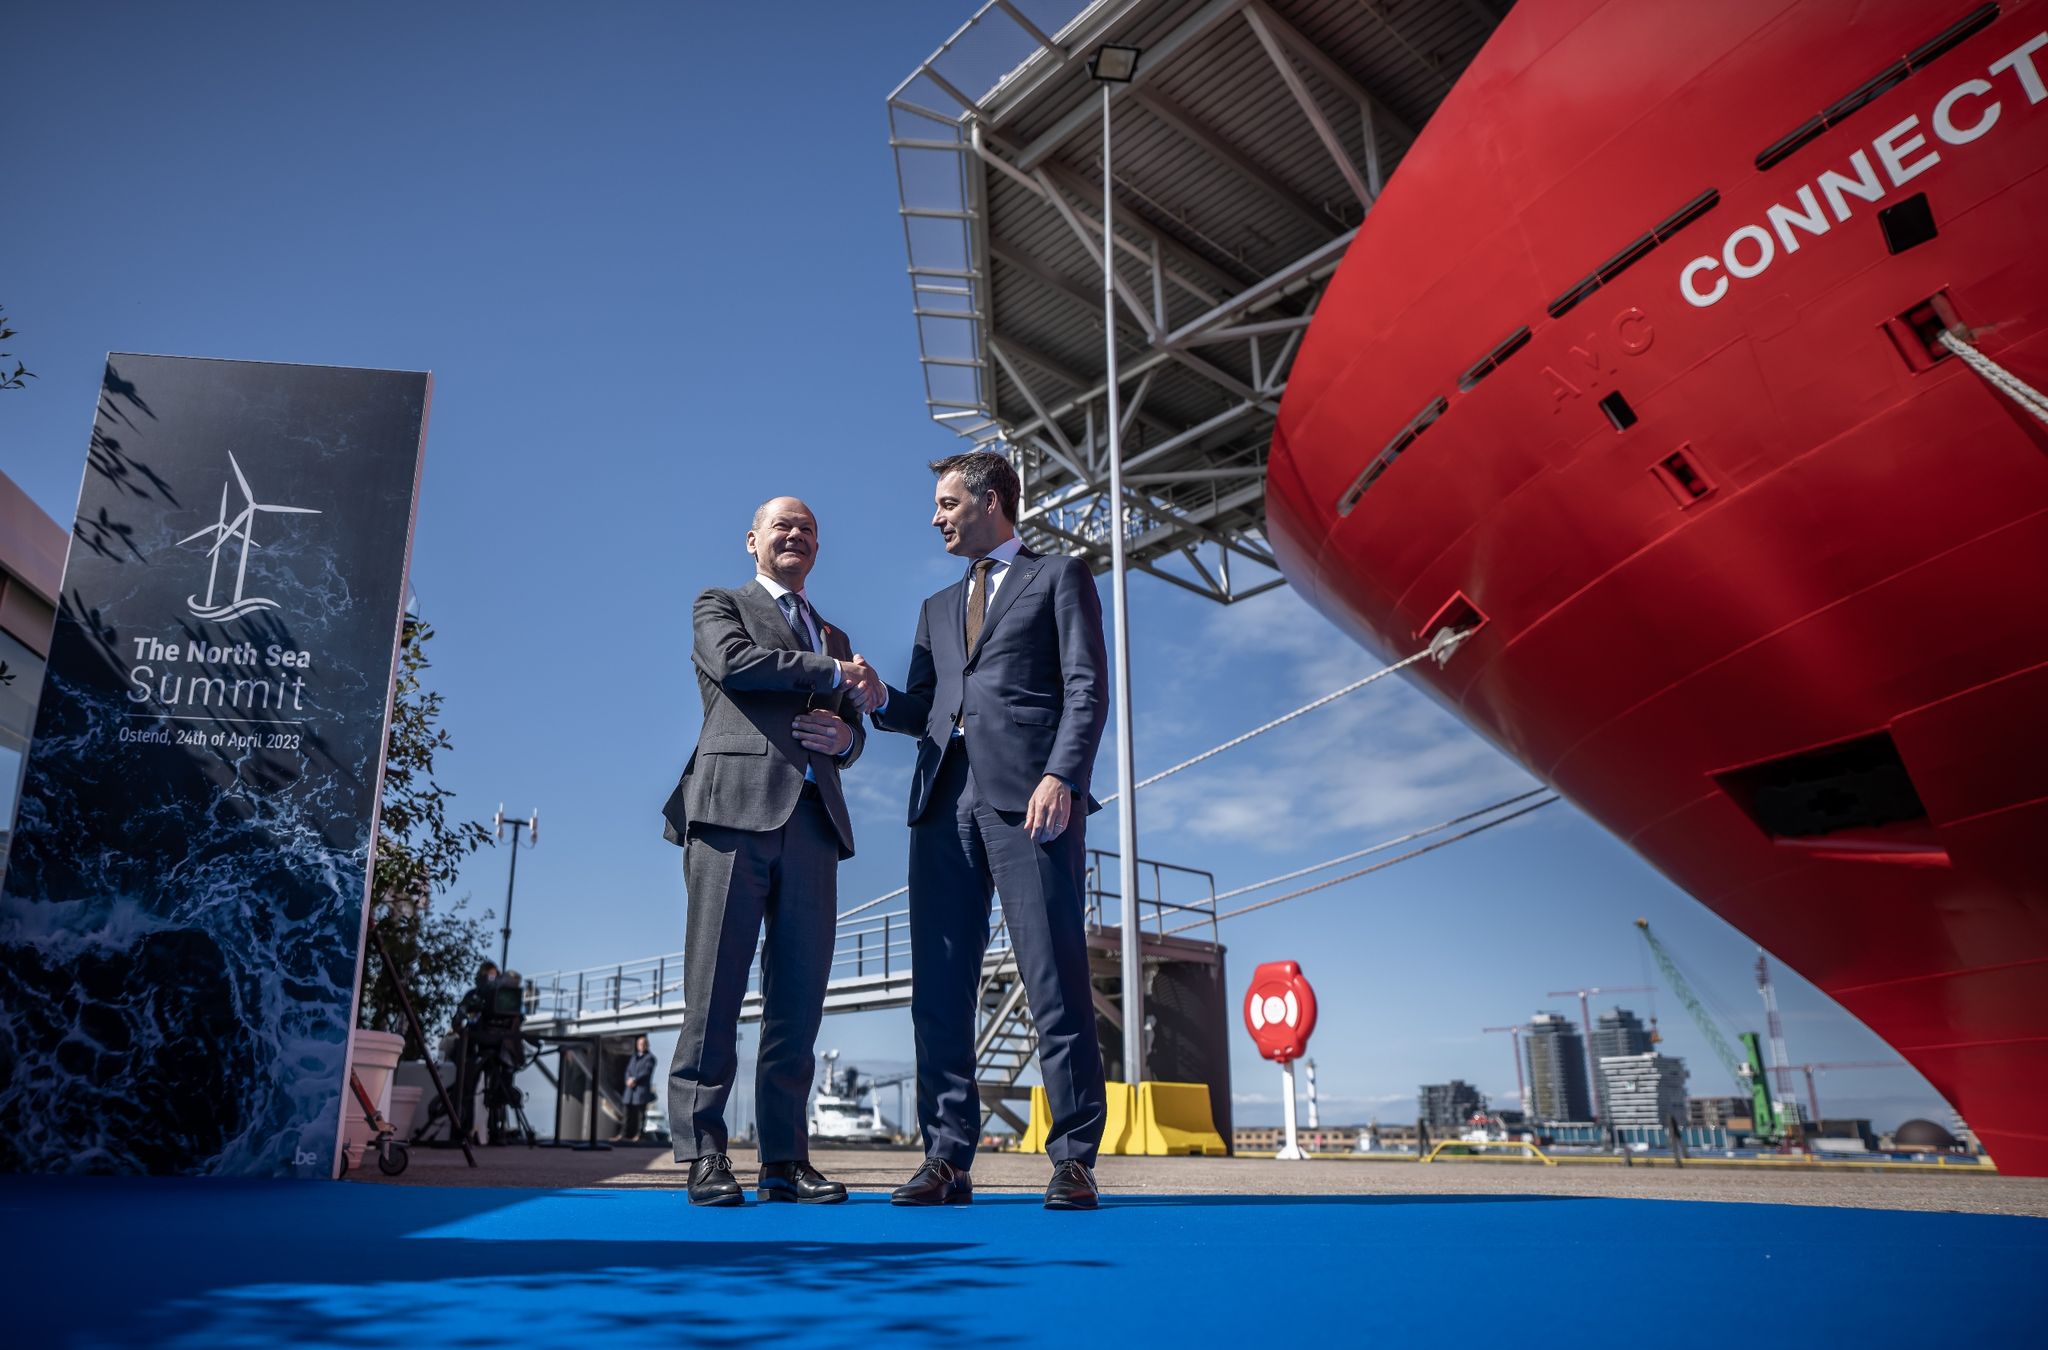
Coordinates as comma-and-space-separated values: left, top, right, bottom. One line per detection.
754, 572, 824, 653
944, 534, 1024, 737
972, 534, 1025, 608
754, 573, 845, 769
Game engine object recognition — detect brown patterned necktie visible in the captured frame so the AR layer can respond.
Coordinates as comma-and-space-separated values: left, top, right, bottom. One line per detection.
964, 557, 997, 653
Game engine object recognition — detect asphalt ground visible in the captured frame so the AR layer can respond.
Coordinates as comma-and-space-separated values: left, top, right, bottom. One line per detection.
357, 1139, 2048, 1217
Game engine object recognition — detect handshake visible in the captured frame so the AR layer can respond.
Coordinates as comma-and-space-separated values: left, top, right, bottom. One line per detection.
835, 655, 887, 714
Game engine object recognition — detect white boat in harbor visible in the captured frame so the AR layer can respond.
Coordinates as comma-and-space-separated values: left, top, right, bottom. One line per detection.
809, 1050, 900, 1146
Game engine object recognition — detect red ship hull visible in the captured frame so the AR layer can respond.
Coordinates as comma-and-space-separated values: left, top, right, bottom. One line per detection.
1268, 0, 2048, 1171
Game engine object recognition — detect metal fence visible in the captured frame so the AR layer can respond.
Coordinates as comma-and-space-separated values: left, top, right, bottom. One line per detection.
1083, 849, 1217, 947
522, 849, 1216, 1025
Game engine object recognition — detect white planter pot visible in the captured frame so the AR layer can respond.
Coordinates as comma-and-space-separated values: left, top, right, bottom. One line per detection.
387, 1086, 424, 1143
344, 1029, 407, 1169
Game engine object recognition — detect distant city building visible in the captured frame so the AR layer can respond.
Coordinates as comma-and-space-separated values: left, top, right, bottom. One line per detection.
1598, 1053, 1689, 1127
1233, 1125, 1366, 1153
1688, 1095, 1750, 1130
1418, 1080, 1487, 1131
1588, 1008, 1654, 1117
1523, 1012, 1592, 1122
1807, 1118, 1878, 1152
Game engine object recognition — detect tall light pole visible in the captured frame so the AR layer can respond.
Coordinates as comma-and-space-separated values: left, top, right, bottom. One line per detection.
494, 804, 539, 967
1089, 41, 1145, 1087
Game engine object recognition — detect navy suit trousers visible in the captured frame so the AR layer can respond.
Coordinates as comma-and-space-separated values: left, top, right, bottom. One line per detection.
908, 741, 1107, 1168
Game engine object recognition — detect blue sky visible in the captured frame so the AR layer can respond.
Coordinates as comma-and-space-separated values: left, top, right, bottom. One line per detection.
3, 1, 1947, 1132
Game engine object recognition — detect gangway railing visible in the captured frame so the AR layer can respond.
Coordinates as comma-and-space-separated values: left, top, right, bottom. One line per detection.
1083, 849, 1217, 949
522, 903, 928, 1027
522, 849, 1217, 1031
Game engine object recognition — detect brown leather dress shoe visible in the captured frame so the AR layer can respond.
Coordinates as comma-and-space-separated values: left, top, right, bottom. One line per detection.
1043, 1159, 1099, 1210
758, 1160, 847, 1204
687, 1153, 745, 1207
890, 1156, 973, 1206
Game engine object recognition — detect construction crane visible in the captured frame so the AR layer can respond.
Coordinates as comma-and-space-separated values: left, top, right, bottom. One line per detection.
1754, 954, 1796, 1109
1783, 1061, 1904, 1123
1543, 984, 1655, 1124
1482, 1026, 1529, 1118
1633, 919, 1790, 1143
1749, 951, 1809, 1147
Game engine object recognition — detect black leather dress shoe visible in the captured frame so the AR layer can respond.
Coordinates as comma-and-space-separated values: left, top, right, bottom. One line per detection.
1043, 1159, 1099, 1210
687, 1153, 744, 1207
890, 1157, 972, 1206
758, 1160, 847, 1204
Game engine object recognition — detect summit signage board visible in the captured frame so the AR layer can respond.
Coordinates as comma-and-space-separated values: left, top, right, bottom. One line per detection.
0, 355, 429, 1176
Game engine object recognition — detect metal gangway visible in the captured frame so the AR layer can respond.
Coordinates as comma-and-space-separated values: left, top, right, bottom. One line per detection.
521, 851, 1221, 1130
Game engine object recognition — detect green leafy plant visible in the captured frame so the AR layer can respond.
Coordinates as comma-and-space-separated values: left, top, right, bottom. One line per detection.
356, 619, 495, 1056
0, 304, 33, 391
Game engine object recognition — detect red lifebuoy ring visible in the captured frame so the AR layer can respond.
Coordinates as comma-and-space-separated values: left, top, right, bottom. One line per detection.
1244, 960, 1317, 1063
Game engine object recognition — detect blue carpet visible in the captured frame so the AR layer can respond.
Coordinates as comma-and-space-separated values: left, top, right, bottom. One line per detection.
1, 1178, 2042, 1347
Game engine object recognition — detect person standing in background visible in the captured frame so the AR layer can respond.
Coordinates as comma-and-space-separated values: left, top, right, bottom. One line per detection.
621, 1035, 657, 1143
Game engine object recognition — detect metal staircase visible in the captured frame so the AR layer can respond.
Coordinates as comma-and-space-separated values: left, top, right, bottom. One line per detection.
522, 850, 1224, 1134
972, 921, 1040, 1130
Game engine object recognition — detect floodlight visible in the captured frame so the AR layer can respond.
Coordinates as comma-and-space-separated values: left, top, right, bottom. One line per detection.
1089, 43, 1140, 83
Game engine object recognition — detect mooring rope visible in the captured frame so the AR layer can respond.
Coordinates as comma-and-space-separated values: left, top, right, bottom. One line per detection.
1165, 794, 1561, 934
1099, 624, 1474, 803
1205, 787, 1552, 905
1941, 329, 2048, 426
839, 626, 1477, 920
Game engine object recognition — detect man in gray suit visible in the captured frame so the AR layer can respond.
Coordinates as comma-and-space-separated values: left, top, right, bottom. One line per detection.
659, 496, 883, 1206
857, 451, 1111, 1210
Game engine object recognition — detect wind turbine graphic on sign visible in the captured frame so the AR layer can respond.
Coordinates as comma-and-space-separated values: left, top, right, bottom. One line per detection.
178, 453, 321, 620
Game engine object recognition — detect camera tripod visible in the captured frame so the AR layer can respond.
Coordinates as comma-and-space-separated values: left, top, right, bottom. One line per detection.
479, 1043, 540, 1147
361, 919, 476, 1171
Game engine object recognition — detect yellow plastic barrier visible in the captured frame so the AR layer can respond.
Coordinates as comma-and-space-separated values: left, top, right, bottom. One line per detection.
1017, 1081, 1142, 1153
1136, 1081, 1227, 1156
1103, 1081, 1137, 1154
1017, 1087, 1049, 1153
1420, 1138, 1555, 1166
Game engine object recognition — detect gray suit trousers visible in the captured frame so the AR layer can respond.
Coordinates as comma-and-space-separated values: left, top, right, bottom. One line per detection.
667, 790, 838, 1162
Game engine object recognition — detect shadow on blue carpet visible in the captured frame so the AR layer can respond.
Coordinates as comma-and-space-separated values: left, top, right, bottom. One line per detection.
0, 1177, 2042, 1348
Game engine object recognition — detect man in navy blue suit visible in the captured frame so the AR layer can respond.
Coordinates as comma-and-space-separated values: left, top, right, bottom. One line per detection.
857, 451, 1110, 1210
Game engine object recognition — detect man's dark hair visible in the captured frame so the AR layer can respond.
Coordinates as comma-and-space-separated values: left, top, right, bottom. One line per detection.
929, 451, 1020, 524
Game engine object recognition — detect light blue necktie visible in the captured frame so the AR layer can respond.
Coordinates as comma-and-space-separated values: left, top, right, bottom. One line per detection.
779, 593, 817, 652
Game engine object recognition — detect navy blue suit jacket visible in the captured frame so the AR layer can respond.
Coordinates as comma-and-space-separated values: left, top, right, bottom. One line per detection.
872, 545, 1108, 824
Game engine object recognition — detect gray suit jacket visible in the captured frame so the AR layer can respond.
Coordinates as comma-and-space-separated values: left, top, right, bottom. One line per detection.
660, 578, 865, 858
871, 545, 1107, 825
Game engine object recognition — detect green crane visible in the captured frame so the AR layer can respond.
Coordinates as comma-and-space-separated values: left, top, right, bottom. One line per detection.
1634, 919, 1785, 1142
